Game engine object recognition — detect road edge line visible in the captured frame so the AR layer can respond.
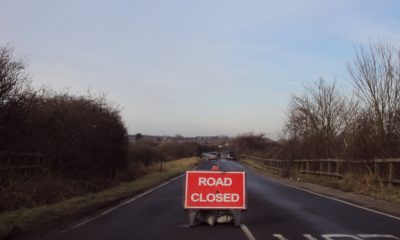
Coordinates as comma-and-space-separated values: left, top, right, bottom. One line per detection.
64, 173, 185, 231
270, 178, 400, 222
241, 161, 400, 222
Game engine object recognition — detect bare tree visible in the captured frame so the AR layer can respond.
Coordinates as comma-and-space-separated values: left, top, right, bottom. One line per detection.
0, 45, 33, 150
347, 42, 400, 157
230, 133, 270, 155
285, 79, 356, 158
0, 45, 30, 107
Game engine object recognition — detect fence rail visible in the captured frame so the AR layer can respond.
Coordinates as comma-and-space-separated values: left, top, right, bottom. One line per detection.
0, 152, 118, 177
247, 156, 400, 184
0, 151, 47, 175
0, 151, 45, 165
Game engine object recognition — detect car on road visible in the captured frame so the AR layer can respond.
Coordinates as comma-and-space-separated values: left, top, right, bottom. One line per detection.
227, 152, 236, 160
201, 153, 209, 161
220, 152, 228, 159
207, 152, 219, 161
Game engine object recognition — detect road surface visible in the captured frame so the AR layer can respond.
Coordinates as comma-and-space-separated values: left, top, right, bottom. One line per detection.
38, 159, 400, 240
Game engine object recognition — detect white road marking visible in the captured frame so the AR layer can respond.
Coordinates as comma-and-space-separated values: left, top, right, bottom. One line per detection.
68, 218, 95, 230
273, 234, 399, 239
62, 173, 185, 232
322, 234, 363, 239
273, 234, 288, 240
269, 179, 400, 222
303, 234, 319, 240
240, 224, 256, 240
357, 234, 399, 239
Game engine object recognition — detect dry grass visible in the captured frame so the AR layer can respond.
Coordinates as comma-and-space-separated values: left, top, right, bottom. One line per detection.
295, 173, 400, 204
0, 157, 198, 239
241, 158, 268, 172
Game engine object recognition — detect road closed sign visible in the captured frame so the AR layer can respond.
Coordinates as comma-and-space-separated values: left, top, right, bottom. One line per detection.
184, 171, 246, 209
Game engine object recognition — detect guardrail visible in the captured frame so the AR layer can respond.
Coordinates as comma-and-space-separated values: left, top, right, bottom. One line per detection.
246, 156, 400, 185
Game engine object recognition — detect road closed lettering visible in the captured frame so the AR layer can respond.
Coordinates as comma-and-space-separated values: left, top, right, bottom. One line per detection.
198, 177, 232, 186
190, 193, 240, 202
184, 171, 246, 209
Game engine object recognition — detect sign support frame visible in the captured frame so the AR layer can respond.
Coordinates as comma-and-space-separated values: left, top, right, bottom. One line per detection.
183, 170, 247, 227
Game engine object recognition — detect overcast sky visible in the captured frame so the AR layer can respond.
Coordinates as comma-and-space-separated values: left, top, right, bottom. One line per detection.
1, 0, 400, 137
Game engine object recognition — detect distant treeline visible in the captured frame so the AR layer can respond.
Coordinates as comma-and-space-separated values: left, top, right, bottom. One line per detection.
127, 139, 213, 176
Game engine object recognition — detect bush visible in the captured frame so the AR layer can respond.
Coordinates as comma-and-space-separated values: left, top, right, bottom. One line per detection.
128, 144, 165, 167
0, 45, 129, 212
127, 140, 205, 177
24, 93, 129, 178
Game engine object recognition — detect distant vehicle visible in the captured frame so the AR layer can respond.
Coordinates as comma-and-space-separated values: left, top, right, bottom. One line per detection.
220, 152, 228, 159
227, 152, 236, 160
207, 152, 219, 161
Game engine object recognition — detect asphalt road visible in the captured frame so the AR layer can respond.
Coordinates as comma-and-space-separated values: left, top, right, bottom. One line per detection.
38, 159, 400, 240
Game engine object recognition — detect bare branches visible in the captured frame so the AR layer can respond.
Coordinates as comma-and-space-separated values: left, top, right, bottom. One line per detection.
230, 133, 271, 155
0, 46, 30, 107
347, 42, 400, 156
285, 79, 355, 158
283, 42, 400, 160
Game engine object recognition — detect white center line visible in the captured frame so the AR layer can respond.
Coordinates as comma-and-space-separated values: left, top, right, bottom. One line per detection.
240, 224, 256, 240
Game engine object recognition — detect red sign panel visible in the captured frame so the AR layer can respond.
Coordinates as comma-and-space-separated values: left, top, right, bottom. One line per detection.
184, 171, 246, 209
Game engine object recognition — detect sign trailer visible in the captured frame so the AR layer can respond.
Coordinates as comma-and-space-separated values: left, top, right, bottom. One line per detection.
184, 170, 246, 226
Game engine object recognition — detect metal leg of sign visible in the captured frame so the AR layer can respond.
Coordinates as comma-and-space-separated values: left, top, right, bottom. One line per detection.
230, 210, 241, 227
188, 210, 198, 227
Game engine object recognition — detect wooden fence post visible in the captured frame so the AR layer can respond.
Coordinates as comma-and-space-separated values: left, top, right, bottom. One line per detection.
336, 161, 340, 176
328, 161, 331, 174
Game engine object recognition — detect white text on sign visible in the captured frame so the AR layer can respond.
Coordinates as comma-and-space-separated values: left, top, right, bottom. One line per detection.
184, 171, 246, 209
198, 177, 232, 186
191, 193, 240, 203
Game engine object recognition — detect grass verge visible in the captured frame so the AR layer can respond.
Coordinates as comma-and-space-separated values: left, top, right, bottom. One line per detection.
298, 174, 400, 204
0, 157, 198, 239
241, 158, 400, 204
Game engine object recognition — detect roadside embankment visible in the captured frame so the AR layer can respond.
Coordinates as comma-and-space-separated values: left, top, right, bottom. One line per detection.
241, 158, 400, 218
0, 157, 198, 240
